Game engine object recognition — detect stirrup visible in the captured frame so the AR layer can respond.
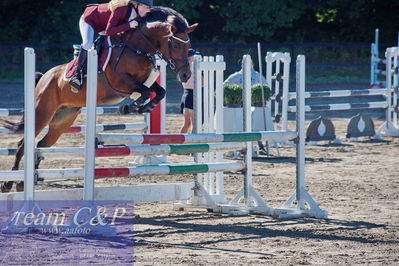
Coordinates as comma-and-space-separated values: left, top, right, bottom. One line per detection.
69, 76, 82, 93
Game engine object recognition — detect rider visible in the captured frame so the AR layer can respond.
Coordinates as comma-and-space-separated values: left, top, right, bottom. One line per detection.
70, 0, 153, 91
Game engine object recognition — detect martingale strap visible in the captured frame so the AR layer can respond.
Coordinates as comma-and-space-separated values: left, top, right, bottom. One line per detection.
124, 45, 156, 67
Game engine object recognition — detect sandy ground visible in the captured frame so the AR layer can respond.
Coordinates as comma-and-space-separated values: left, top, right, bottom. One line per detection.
0, 112, 398, 265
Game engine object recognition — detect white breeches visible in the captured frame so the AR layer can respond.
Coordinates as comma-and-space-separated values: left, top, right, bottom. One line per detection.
79, 15, 95, 51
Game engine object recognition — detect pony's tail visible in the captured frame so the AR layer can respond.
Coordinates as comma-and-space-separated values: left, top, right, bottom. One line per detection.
0, 72, 41, 134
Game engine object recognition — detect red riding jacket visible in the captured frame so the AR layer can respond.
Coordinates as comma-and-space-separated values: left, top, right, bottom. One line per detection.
83, 3, 133, 36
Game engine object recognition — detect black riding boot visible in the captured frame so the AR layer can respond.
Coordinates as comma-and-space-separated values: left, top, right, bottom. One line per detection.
69, 48, 88, 92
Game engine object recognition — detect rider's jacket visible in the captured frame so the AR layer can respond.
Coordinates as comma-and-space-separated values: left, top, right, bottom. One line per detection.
83, 3, 133, 36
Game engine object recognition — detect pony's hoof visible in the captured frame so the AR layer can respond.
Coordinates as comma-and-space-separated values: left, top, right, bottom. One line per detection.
118, 105, 130, 115
1, 182, 13, 193
16, 182, 24, 192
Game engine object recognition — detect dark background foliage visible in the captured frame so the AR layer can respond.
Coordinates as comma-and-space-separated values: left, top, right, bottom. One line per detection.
0, 0, 398, 82
1, 0, 398, 43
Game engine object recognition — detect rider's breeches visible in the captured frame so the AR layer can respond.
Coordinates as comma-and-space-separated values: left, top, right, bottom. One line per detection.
79, 15, 95, 51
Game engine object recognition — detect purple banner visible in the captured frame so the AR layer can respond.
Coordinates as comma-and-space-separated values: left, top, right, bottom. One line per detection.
0, 200, 134, 265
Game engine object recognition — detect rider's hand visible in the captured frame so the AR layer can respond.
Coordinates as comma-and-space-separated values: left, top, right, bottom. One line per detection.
128, 9, 138, 28
129, 20, 138, 28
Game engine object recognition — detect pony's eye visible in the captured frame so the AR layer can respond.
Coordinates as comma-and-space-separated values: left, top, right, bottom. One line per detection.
173, 43, 180, 49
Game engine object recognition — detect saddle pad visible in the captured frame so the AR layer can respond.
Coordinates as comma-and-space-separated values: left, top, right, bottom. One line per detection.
63, 36, 112, 81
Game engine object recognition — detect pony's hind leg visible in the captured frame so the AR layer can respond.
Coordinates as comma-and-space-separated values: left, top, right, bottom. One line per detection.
2, 105, 59, 193
15, 107, 81, 192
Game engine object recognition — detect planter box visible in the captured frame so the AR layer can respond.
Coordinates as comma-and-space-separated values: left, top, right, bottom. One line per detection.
223, 105, 274, 132
252, 105, 274, 131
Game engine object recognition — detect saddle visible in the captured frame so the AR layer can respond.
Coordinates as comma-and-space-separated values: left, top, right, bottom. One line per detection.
64, 36, 111, 81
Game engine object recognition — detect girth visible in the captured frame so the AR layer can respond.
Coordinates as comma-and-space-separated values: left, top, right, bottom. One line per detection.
99, 71, 131, 98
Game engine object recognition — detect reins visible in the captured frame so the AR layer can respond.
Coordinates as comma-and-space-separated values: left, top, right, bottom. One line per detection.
111, 30, 156, 72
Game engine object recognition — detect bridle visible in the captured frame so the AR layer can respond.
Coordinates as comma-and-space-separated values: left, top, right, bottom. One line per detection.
114, 25, 190, 74
166, 35, 190, 72
138, 27, 190, 74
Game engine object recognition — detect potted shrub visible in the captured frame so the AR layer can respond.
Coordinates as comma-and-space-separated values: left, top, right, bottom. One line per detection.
223, 84, 243, 107
251, 84, 271, 106
223, 84, 244, 132
223, 83, 274, 132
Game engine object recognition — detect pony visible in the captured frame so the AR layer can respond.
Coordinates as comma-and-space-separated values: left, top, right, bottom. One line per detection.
1, 7, 198, 192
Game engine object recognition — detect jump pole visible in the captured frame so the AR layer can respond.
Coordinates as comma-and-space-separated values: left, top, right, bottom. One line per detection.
0, 162, 246, 182
0, 122, 147, 134
83, 48, 98, 201
242, 54, 253, 206
257, 42, 268, 131
24, 47, 36, 201
0, 143, 247, 157
149, 59, 167, 134
0, 106, 149, 117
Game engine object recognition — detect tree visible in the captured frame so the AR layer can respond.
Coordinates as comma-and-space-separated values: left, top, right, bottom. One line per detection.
1, 0, 399, 44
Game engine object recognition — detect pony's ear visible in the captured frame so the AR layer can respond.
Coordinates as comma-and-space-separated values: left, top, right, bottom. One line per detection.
166, 16, 178, 34
163, 23, 173, 37
167, 15, 175, 25
186, 23, 198, 34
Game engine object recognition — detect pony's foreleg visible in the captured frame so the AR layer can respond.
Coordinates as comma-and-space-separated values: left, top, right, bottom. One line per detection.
138, 82, 165, 113
118, 82, 152, 115
15, 107, 81, 192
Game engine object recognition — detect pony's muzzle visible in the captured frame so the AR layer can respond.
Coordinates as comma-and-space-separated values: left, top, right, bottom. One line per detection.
177, 67, 191, 83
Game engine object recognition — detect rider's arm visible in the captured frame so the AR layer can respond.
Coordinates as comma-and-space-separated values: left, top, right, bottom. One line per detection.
104, 6, 131, 36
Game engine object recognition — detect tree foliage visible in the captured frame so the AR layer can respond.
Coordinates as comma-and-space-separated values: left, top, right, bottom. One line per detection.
1, 0, 399, 44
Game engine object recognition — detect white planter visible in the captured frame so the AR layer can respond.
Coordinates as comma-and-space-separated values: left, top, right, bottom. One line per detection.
223, 105, 274, 132
252, 106, 274, 131
223, 106, 243, 132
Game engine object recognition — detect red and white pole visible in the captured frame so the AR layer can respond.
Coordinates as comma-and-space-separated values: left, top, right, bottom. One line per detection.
149, 60, 167, 134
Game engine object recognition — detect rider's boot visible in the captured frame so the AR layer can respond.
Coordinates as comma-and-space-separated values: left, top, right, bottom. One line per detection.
69, 48, 88, 93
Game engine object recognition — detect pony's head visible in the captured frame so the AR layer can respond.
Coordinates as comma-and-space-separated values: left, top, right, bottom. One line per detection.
139, 7, 198, 82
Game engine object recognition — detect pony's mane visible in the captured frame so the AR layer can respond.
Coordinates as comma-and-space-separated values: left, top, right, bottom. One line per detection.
140, 6, 189, 33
